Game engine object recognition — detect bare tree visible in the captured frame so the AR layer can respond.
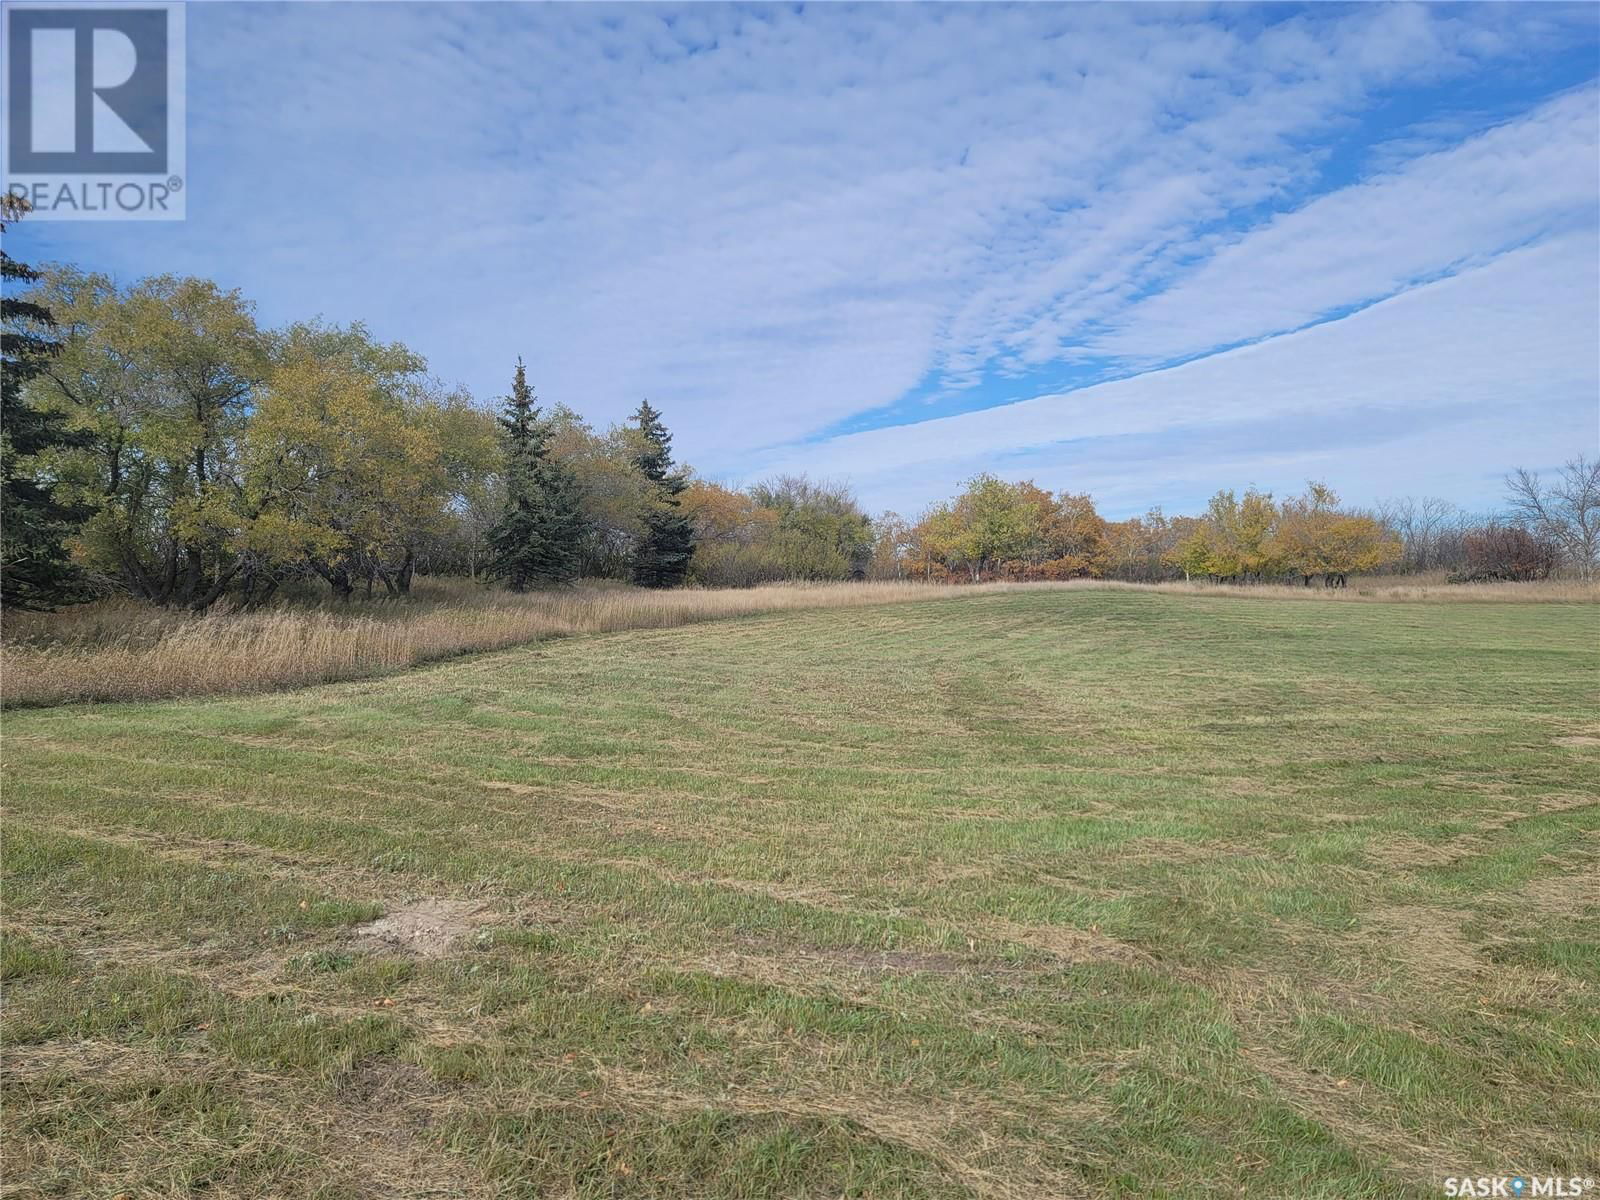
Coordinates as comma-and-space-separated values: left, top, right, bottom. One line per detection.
1505, 456, 1600, 578
1376, 495, 1467, 572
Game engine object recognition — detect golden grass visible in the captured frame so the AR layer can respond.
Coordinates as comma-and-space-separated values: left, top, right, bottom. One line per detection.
0, 579, 1024, 707
5, 573, 1591, 708
1072, 574, 1600, 603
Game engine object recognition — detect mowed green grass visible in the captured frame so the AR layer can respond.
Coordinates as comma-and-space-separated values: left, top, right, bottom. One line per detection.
2, 588, 1596, 1199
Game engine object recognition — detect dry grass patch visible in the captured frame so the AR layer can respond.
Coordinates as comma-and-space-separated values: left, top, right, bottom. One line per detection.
980, 918, 1154, 966
1, 578, 1035, 707
591, 1065, 1103, 1200
1072, 575, 1600, 604
8, 573, 1594, 709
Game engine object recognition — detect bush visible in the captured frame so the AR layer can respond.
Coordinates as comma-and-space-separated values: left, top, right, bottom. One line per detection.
1456, 525, 1559, 582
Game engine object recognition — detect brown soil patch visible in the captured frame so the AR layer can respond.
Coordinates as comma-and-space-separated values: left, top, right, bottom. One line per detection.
828, 946, 970, 974
351, 899, 492, 959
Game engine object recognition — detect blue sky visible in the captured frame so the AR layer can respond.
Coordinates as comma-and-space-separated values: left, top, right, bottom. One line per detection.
10, 1, 1599, 517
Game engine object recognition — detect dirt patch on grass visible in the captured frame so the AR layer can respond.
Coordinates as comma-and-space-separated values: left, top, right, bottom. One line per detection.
351, 900, 492, 959
827, 946, 971, 974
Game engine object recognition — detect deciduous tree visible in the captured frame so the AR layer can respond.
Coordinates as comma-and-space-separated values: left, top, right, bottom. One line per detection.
28, 268, 271, 608
1505, 457, 1600, 578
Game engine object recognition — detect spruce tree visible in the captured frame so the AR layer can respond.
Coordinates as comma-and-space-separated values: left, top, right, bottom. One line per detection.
1, 196, 86, 610
629, 400, 694, 588
486, 360, 584, 590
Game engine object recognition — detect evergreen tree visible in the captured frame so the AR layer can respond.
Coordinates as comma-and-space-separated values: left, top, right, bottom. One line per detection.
629, 400, 694, 588
486, 359, 584, 590
1, 196, 86, 610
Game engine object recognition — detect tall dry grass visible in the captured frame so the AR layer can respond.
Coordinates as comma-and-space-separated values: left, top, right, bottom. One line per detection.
0, 579, 1021, 707
1067, 575, 1600, 604
4, 574, 1592, 708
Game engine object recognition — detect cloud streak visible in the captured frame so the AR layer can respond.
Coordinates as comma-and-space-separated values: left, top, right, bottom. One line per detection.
749, 233, 1599, 515
11, 2, 1597, 513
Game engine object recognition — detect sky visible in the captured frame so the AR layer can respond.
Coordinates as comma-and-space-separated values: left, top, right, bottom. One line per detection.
10, 1, 1600, 518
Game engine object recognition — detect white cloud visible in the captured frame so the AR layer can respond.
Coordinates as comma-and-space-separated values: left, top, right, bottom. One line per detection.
745, 233, 1599, 515
1088, 86, 1599, 366
12, 2, 1597, 508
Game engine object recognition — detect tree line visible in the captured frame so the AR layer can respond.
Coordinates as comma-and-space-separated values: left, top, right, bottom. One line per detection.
1, 210, 699, 609
862, 468, 1597, 587
860, 476, 1399, 587
4, 206, 1596, 611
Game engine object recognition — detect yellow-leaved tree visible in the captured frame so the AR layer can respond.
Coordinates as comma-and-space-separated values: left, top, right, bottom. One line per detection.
244, 323, 470, 599
1274, 482, 1401, 587
26, 268, 271, 608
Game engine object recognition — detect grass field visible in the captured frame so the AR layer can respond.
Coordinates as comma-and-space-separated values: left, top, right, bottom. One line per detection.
2, 588, 1596, 1198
